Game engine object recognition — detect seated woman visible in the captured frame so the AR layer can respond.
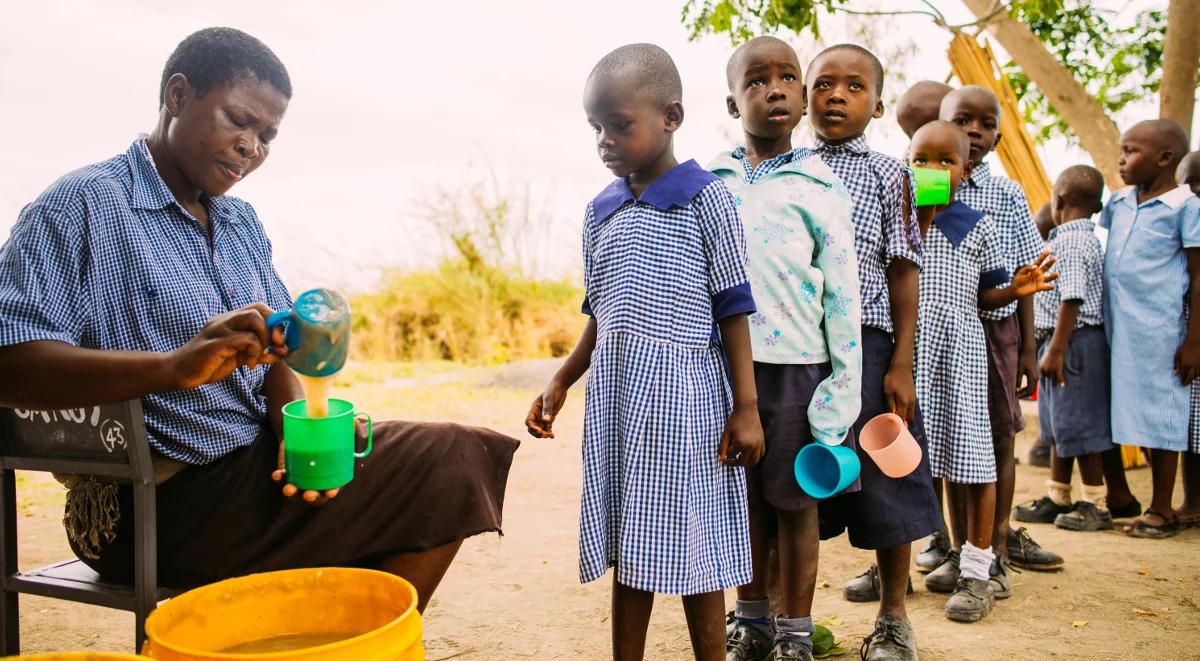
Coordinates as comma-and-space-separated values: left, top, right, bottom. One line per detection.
0, 27, 519, 612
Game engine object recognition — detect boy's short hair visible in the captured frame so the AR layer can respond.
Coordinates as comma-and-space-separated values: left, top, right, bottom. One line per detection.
912, 120, 970, 159
159, 27, 292, 106
940, 85, 1000, 120
808, 44, 884, 97
1055, 165, 1105, 213
725, 35, 795, 90
1129, 119, 1191, 169
588, 43, 682, 107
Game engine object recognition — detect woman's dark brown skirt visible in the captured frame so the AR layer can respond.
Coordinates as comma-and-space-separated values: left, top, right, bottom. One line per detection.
71, 420, 520, 587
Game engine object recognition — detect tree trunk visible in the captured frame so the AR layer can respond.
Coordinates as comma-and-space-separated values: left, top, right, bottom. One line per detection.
959, 0, 1124, 189
1160, 0, 1200, 139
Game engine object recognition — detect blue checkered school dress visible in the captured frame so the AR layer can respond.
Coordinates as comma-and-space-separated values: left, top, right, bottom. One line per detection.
916, 202, 1008, 484
578, 160, 755, 595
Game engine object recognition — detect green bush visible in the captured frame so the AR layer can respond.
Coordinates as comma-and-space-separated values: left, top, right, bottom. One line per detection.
350, 258, 583, 364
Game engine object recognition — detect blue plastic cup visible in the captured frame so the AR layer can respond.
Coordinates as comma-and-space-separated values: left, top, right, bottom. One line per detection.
794, 443, 861, 499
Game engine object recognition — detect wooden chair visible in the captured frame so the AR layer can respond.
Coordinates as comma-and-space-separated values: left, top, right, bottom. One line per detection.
0, 400, 181, 653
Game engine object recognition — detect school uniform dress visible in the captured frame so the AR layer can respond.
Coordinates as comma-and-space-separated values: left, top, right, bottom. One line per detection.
710, 147, 862, 511
579, 160, 755, 595
955, 162, 1044, 439
1101, 185, 1200, 451
0, 138, 519, 585
916, 202, 1008, 484
809, 137, 941, 549
1033, 218, 1112, 457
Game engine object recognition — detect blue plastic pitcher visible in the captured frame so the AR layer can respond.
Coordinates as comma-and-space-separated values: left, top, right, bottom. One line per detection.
267, 288, 351, 378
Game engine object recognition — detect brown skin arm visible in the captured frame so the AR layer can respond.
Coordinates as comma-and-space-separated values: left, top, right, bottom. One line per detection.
1176, 248, 1200, 386
526, 317, 596, 439
1038, 301, 1080, 387
1015, 296, 1039, 396
885, 259, 920, 422
716, 314, 764, 467
981, 252, 1058, 311
0, 303, 280, 409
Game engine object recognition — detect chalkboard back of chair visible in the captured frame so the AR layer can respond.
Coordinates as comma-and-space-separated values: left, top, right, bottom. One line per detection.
0, 401, 153, 481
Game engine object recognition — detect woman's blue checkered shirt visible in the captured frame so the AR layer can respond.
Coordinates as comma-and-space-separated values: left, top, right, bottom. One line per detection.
0, 138, 293, 464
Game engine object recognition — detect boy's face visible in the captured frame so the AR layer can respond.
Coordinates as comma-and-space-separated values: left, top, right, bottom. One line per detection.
940, 89, 1000, 166
163, 74, 288, 196
584, 74, 680, 179
908, 124, 973, 200
1117, 124, 1170, 187
727, 43, 806, 142
1177, 154, 1200, 197
807, 50, 883, 144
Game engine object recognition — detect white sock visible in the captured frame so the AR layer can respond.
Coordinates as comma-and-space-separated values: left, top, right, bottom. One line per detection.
1081, 483, 1107, 511
1046, 479, 1072, 507
960, 542, 994, 581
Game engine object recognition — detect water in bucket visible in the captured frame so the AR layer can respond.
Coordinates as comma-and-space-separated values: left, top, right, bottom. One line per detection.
219, 632, 356, 653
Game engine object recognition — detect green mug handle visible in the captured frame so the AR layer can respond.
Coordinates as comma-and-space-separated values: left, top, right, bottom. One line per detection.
355, 413, 373, 458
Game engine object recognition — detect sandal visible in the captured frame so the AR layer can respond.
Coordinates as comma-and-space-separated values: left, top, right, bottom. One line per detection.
1124, 508, 1180, 539
1177, 511, 1200, 530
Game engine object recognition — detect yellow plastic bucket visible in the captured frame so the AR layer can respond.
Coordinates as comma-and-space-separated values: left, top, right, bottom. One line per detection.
6, 655, 148, 660
142, 568, 423, 660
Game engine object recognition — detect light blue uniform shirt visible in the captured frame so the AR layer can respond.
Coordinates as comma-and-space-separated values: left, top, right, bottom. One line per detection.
1101, 185, 1200, 450
0, 138, 292, 464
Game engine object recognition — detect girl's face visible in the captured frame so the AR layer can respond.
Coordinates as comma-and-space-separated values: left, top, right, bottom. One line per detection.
584, 74, 681, 179
908, 123, 974, 200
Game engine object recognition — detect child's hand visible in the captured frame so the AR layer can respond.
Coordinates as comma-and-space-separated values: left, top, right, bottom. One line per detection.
525, 379, 568, 438
883, 364, 917, 422
1011, 251, 1059, 299
719, 405, 764, 467
1175, 339, 1200, 386
1039, 348, 1067, 387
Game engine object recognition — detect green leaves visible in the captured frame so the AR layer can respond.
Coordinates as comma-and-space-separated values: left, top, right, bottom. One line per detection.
1003, 1, 1170, 143
682, 0, 847, 44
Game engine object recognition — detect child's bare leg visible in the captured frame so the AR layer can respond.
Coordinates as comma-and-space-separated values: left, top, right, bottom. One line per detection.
947, 481, 969, 548
737, 487, 772, 602
1148, 449, 1180, 519
1182, 452, 1200, 517
1077, 453, 1104, 488
776, 506, 819, 617
1101, 447, 1137, 508
681, 590, 726, 661
875, 544, 911, 621
966, 482, 997, 550
1050, 446, 1074, 485
612, 577, 654, 661
932, 476, 947, 530
991, 433, 1017, 557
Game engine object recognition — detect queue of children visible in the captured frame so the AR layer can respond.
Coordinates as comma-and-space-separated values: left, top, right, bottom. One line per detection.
524, 35, 1200, 661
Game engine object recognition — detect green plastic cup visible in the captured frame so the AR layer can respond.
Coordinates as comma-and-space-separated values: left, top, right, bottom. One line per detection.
282, 398, 373, 491
910, 167, 952, 207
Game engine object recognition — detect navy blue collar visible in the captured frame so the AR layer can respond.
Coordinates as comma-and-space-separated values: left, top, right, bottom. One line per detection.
934, 200, 985, 247
591, 159, 719, 223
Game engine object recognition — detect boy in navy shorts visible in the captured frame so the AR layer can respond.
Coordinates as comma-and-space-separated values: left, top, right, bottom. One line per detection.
806, 44, 940, 661
1026, 166, 1117, 531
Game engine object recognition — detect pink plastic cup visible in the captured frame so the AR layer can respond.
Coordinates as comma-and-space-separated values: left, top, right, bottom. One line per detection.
859, 413, 922, 478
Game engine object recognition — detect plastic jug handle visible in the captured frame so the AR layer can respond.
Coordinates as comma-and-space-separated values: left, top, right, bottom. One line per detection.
266, 309, 295, 352
355, 413, 373, 458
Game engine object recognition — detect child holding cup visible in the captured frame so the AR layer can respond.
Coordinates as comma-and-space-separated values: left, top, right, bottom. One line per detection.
709, 37, 861, 661
907, 121, 1056, 622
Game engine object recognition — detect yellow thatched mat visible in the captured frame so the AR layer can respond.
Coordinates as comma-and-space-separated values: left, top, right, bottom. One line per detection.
947, 32, 1052, 212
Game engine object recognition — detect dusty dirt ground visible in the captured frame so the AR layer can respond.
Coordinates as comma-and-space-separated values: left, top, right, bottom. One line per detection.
9, 359, 1200, 660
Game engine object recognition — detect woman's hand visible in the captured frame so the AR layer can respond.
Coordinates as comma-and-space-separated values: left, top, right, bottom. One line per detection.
168, 304, 287, 389
526, 379, 568, 439
272, 440, 340, 505
719, 404, 765, 467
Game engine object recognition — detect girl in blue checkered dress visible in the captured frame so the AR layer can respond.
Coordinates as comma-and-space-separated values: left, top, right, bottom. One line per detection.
907, 122, 1055, 623
524, 45, 764, 659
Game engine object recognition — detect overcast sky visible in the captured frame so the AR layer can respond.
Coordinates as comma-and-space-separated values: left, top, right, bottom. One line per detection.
0, 1, 1174, 292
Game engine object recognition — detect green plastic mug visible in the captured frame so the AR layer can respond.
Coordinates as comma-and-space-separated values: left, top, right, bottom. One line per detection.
282, 398, 373, 491
910, 167, 952, 207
